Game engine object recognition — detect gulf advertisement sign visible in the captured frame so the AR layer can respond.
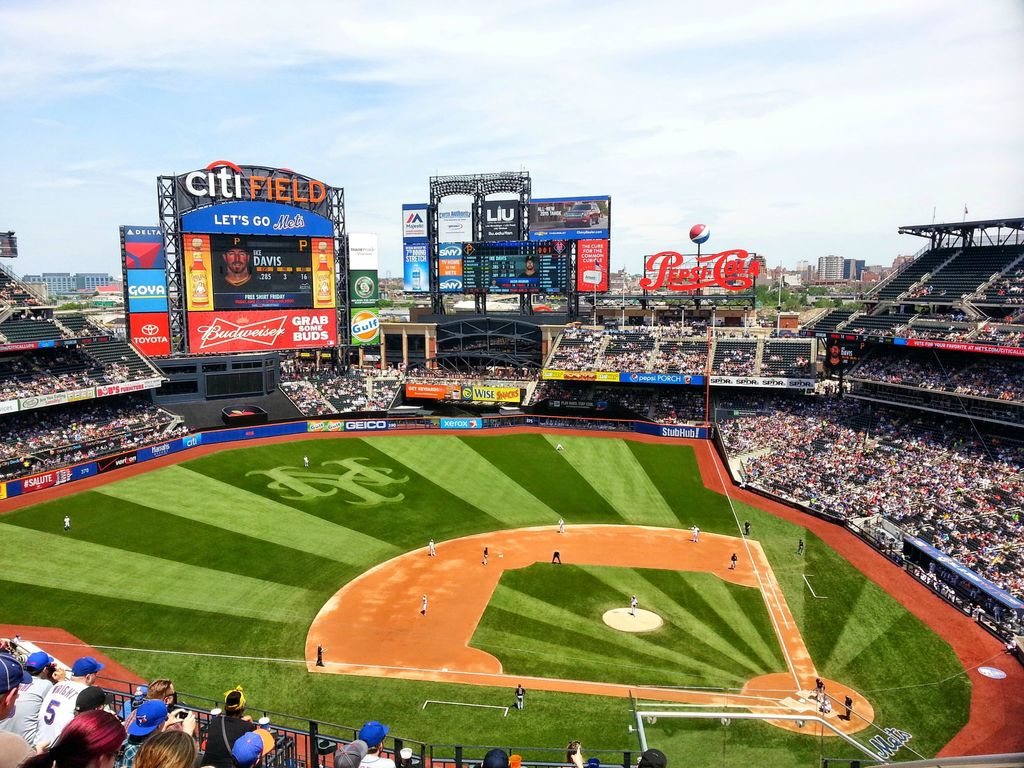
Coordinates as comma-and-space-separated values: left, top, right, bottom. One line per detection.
350, 308, 380, 346
129, 312, 172, 357
187, 310, 337, 353
577, 240, 609, 292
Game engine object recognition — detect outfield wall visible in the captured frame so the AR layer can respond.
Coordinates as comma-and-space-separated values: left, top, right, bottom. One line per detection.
0, 415, 709, 499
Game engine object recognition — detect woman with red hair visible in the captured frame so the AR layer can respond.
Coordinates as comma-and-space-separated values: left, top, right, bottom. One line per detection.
19, 710, 126, 768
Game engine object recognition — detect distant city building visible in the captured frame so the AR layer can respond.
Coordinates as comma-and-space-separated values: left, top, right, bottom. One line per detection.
22, 271, 115, 296
817, 255, 844, 281
842, 259, 866, 281
892, 255, 915, 270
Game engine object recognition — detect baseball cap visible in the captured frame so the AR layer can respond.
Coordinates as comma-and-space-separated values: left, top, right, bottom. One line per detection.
75, 685, 109, 713
254, 729, 275, 755
133, 684, 149, 702
25, 651, 54, 672
71, 656, 105, 676
126, 699, 168, 737
587, 760, 601, 768
358, 720, 389, 747
334, 739, 368, 768
0, 655, 30, 693
482, 749, 509, 768
232, 731, 267, 768
637, 750, 667, 768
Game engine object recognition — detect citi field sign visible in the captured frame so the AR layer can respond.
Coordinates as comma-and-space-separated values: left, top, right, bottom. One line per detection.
640, 249, 760, 292
174, 161, 332, 215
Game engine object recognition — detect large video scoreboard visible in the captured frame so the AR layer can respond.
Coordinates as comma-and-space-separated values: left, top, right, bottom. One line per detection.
461, 241, 568, 294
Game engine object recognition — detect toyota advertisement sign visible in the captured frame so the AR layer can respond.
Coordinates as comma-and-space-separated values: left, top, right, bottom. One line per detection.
187, 310, 338, 353
129, 312, 172, 357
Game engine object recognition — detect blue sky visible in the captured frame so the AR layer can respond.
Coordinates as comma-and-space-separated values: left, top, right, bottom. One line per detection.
1, 0, 1022, 278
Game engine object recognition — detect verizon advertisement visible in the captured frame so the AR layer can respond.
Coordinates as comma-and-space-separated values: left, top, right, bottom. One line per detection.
187, 310, 338, 354
129, 312, 172, 357
577, 240, 609, 292
481, 200, 520, 241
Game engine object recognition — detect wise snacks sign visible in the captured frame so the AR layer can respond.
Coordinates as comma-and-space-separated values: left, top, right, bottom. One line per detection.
640, 249, 759, 292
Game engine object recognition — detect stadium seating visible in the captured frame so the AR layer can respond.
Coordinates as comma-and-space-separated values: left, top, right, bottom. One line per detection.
802, 307, 856, 333
760, 340, 814, 377
711, 340, 757, 376
0, 268, 43, 307
0, 317, 64, 343
915, 246, 1024, 302
849, 349, 1024, 403
873, 247, 956, 300
842, 313, 913, 335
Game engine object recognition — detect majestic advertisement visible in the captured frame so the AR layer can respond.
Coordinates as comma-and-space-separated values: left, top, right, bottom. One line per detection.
126, 269, 169, 313
461, 241, 567, 294
180, 201, 333, 238
402, 204, 428, 240
350, 308, 381, 346
481, 200, 521, 241
349, 270, 379, 308
122, 226, 165, 269
438, 243, 464, 293
437, 198, 473, 242
183, 233, 335, 311
577, 240, 609, 292
187, 310, 338, 353
403, 242, 429, 292
528, 196, 610, 240
640, 249, 759, 293
129, 312, 172, 357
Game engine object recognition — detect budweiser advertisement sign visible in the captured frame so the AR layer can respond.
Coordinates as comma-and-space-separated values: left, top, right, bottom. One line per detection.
640, 249, 759, 292
187, 309, 337, 353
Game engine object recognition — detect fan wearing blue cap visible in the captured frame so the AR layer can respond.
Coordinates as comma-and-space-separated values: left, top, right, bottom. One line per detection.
0, 650, 55, 745
0, 654, 31, 719
114, 699, 169, 768
33, 655, 105, 750
358, 721, 394, 768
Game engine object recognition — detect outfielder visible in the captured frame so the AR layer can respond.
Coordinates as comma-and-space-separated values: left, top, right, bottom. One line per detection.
303, 456, 309, 468
63, 516, 71, 533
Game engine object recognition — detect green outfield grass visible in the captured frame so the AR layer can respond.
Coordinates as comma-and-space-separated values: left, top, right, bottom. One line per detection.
0, 434, 970, 767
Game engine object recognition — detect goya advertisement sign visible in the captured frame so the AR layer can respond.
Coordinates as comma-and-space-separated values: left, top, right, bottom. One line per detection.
187, 310, 337, 353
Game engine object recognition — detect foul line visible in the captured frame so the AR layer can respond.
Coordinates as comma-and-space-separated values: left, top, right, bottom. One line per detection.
422, 700, 508, 717
803, 575, 828, 599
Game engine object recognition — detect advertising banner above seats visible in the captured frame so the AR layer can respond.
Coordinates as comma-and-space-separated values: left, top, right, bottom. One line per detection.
528, 196, 610, 241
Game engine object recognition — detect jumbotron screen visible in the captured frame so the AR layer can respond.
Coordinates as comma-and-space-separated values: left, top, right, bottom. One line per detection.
461, 241, 568, 294
188, 234, 335, 311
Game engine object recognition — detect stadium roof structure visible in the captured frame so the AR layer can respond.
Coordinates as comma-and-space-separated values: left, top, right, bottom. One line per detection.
898, 217, 1024, 247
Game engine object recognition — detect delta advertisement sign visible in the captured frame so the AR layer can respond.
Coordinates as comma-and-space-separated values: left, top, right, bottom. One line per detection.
640, 249, 760, 292
187, 310, 337, 353
122, 226, 165, 269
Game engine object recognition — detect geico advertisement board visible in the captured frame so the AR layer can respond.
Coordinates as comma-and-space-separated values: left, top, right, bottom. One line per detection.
187, 310, 337, 353
126, 269, 169, 313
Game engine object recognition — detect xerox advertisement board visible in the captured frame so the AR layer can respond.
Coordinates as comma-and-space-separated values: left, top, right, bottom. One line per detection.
182, 233, 335, 311
528, 196, 610, 240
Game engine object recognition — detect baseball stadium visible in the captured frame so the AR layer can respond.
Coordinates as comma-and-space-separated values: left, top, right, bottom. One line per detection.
1, 162, 1023, 768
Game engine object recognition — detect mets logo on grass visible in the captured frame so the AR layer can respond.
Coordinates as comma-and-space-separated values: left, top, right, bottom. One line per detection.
350, 309, 380, 345
247, 457, 407, 504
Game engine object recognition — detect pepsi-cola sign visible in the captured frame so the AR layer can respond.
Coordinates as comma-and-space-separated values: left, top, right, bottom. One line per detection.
640, 249, 759, 292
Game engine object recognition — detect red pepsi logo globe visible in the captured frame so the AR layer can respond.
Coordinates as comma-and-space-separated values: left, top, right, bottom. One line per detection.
689, 224, 710, 245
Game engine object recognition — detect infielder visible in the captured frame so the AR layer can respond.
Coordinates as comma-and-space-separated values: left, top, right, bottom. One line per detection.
421, 594, 428, 615
729, 552, 738, 570
482, 547, 489, 566
558, 518, 565, 534
630, 595, 638, 616
428, 539, 437, 557
556, 443, 564, 452
691, 525, 699, 543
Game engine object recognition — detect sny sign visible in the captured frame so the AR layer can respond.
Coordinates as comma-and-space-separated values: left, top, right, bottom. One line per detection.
640, 249, 759, 292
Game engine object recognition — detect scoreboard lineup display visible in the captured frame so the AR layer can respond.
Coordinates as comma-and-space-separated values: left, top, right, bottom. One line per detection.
206, 234, 332, 310
462, 241, 568, 294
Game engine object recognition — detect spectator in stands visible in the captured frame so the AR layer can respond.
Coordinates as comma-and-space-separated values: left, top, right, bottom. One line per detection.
74, 686, 109, 716
0, 654, 30, 723
0, 650, 54, 746
358, 720, 395, 768
114, 699, 168, 768
133, 730, 199, 768
336, 741, 369, 768
19, 710, 125, 768
34, 656, 105, 749
200, 686, 257, 768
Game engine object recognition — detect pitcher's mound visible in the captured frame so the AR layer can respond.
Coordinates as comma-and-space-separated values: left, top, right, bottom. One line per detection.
602, 608, 664, 632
